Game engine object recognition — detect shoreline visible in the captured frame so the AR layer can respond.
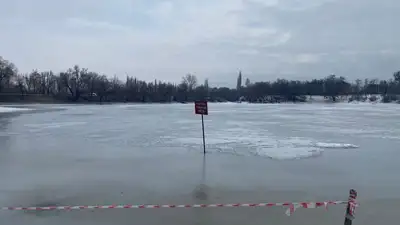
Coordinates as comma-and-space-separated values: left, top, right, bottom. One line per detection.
0, 95, 399, 111
2, 93, 400, 105
1, 100, 399, 105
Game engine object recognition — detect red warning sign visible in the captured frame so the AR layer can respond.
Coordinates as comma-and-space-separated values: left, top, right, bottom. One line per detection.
194, 101, 208, 115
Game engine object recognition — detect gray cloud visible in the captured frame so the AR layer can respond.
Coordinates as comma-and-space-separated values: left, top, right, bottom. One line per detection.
0, 0, 399, 86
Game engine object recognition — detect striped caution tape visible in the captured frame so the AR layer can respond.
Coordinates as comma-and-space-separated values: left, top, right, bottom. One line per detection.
1, 200, 348, 216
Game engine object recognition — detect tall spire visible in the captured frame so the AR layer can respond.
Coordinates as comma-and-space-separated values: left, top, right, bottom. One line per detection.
236, 70, 242, 90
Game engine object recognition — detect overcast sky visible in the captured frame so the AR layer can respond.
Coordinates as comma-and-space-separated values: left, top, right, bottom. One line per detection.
0, 0, 399, 86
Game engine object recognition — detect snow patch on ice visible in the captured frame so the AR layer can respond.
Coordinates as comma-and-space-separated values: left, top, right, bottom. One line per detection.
166, 130, 360, 160
255, 147, 322, 160
314, 142, 359, 149
0, 107, 32, 113
24, 122, 87, 130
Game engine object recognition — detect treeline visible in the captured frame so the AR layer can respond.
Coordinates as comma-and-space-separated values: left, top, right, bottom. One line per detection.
1, 56, 400, 103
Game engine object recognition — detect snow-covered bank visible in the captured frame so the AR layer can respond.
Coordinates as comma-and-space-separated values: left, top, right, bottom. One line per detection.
0, 106, 32, 113
299, 95, 399, 104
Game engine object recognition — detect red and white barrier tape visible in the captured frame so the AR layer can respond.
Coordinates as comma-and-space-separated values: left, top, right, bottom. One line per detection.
1, 201, 348, 216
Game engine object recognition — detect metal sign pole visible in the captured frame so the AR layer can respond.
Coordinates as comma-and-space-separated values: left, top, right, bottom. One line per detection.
195, 100, 208, 155
201, 114, 206, 154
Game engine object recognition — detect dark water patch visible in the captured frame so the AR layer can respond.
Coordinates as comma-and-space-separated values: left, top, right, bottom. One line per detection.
192, 184, 210, 200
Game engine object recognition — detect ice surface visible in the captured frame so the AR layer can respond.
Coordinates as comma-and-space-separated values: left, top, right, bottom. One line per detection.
166, 128, 359, 160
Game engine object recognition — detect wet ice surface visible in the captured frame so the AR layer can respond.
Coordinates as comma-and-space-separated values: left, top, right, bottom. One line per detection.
1, 103, 400, 225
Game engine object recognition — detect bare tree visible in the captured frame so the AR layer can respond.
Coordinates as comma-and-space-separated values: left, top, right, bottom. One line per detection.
394, 71, 400, 83
0, 57, 17, 92
204, 78, 209, 90
182, 74, 197, 91
245, 78, 251, 87
16, 74, 27, 96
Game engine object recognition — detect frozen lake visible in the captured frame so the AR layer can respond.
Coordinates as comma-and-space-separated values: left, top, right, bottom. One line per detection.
1, 103, 400, 225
